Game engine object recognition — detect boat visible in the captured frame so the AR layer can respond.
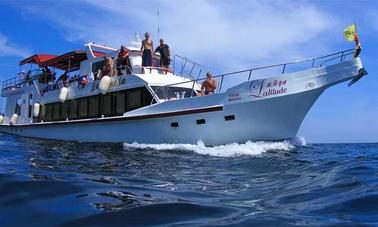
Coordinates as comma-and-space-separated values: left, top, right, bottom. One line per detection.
0, 41, 367, 145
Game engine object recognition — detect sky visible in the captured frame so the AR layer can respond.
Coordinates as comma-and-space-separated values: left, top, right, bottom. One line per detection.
0, 0, 377, 143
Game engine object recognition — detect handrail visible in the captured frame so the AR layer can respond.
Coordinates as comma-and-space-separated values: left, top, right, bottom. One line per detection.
174, 54, 207, 69
155, 48, 356, 99
172, 54, 208, 80
2, 68, 75, 94
1, 69, 39, 94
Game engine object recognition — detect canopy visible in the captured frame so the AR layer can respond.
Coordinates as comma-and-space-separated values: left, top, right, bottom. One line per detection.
40, 50, 104, 72
19, 54, 57, 66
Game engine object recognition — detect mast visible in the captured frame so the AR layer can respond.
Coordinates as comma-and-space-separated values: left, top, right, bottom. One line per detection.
157, 0, 160, 39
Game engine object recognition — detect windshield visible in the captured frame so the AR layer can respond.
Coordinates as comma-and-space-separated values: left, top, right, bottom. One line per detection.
151, 86, 198, 100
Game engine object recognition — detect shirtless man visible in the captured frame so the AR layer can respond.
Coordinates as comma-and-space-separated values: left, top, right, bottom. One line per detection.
201, 72, 217, 95
140, 32, 154, 67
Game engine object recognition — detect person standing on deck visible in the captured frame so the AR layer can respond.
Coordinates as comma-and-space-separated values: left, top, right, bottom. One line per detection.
154, 38, 171, 73
117, 45, 132, 75
141, 32, 154, 68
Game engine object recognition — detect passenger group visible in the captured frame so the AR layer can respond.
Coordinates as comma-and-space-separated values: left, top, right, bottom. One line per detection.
32, 32, 216, 96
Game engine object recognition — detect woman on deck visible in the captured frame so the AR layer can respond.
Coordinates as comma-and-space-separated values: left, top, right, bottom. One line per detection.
99, 57, 116, 79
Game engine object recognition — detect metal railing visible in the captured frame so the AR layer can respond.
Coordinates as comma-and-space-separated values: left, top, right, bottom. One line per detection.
172, 54, 208, 80
154, 48, 356, 100
1, 69, 41, 94
1, 68, 82, 95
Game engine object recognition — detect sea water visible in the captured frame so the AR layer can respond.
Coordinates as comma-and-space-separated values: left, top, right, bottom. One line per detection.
0, 133, 377, 226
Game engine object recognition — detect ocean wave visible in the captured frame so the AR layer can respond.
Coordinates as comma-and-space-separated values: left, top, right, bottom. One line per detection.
294, 136, 307, 146
123, 138, 305, 157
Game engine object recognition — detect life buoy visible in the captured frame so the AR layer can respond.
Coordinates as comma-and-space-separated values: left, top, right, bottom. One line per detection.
59, 87, 69, 103
0, 115, 3, 124
10, 114, 18, 125
33, 103, 40, 117
99, 76, 111, 94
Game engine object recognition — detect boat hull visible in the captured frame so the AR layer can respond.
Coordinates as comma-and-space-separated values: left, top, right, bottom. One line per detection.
0, 88, 323, 145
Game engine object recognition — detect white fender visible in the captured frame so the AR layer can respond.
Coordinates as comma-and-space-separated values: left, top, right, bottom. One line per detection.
0, 115, 3, 124
99, 76, 111, 94
33, 103, 40, 117
10, 114, 18, 125
59, 87, 69, 103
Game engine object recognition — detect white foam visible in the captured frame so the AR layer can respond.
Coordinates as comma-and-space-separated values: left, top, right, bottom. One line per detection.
294, 136, 307, 146
124, 138, 302, 157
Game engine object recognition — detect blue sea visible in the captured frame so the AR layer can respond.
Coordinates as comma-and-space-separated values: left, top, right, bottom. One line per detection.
0, 134, 377, 226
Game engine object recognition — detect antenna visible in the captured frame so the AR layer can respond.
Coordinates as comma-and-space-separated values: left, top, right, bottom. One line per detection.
157, 0, 160, 39
130, 32, 142, 49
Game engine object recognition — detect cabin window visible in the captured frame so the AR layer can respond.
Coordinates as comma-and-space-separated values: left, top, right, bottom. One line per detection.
100, 94, 112, 117
142, 87, 154, 106
60, 102, 69, 120
39, 104, 45, 120
69, 99, 78, 119
52, 103, 60, 121
151, 86, 196, 99
28, 94, 33, 118
127, 88, 142, 111
45, 104, 52, 122
88, 95, 99, 118
92, 60, 106, 78
15, 99, 22, 115
79, 98, 88, 118
115, 92, 126, 115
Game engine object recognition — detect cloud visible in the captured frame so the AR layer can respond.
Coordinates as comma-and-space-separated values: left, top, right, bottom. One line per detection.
365, 9, 378, 34
0, 33, 30, 58
12, 0, 339, 71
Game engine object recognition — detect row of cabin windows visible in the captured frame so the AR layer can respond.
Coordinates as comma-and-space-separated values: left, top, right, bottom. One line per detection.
36, 87, 154, 122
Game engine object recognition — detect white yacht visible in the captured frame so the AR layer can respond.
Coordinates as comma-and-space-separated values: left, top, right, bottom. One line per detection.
0, 42, 367, 145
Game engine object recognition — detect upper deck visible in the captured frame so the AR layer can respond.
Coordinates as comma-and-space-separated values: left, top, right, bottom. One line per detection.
1, 43, 206, 97
1, 39, 358, 102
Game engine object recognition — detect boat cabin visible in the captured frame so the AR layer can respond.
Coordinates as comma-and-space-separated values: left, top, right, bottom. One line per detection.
0, 43, 202, 125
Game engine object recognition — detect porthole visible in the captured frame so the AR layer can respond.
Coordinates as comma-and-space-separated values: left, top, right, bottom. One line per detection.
224, 115, 235, 121
196, 119, 206, 125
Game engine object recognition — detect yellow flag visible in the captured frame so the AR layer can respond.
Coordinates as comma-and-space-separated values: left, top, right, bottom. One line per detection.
344, 24, 356, 41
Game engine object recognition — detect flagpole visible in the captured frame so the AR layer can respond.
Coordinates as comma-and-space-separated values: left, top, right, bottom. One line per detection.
354, 21, 357, 34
